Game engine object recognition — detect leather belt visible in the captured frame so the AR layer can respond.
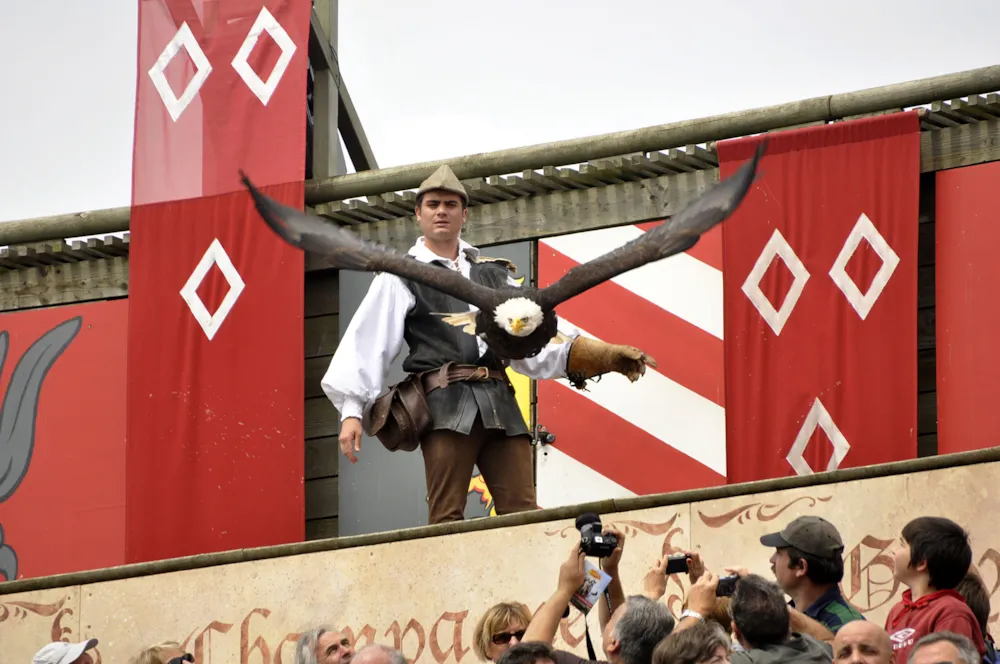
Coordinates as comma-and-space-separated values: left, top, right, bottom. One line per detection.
421, 362, 508, 393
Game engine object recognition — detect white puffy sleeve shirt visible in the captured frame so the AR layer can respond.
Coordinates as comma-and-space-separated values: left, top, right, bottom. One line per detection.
321, 270, 579, 423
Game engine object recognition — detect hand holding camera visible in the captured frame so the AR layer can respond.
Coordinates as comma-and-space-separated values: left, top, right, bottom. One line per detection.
686, 570, 720, 617
575, 513, 619, 558
557, 539, 587, 597
684, 550, 707, 584
643, 554, 672, 601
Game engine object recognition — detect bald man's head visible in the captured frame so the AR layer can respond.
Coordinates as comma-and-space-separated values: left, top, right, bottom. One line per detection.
352, 644, 406, 664
832, 621, 892, 664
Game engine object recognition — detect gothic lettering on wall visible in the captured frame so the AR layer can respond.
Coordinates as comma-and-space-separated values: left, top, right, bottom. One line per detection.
0, 594, 102, 663
845, 535, 899, 613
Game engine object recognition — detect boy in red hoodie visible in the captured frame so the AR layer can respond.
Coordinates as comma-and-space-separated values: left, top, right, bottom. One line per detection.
885, 516, 986, 663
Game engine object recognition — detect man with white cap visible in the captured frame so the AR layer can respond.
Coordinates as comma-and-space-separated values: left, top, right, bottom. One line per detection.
32, 638, 98, 664
322, 164, 655, 524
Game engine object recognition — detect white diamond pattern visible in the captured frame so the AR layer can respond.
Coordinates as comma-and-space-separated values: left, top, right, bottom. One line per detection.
829, 212, 900, 321
231, 7, 297, 105
148, 22, 213, 122
741, 229, 810, 336
180, 239, 245, 341
786, 398, 851, 476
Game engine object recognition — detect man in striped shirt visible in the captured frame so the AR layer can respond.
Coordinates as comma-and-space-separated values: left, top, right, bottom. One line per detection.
759, 516, 866, 638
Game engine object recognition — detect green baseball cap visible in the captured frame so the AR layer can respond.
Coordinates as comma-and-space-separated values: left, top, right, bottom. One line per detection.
759, 516, 844, 558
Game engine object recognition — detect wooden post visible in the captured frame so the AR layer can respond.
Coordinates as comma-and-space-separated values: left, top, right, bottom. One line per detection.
311, 0, 348, 179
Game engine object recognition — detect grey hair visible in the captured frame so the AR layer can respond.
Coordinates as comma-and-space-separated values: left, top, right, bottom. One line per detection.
612, 595, 676, 664
707, 621, 732, 651
908, 632, 979, 664
294, 626, 331, 664
356, 644, 407, 664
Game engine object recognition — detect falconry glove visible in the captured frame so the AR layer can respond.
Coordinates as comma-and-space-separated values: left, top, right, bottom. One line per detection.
565, 336, 657, 390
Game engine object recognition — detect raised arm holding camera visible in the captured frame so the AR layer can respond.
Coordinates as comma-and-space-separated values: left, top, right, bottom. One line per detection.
522, 515, 675, 664
590, 522, 627, 634
521, 539, 589, 647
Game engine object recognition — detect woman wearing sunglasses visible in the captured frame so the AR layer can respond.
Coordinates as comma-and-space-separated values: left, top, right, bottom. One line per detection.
474, 602, 534, 662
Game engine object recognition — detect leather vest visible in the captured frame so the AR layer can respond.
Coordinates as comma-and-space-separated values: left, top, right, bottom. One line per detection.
400, 254, 530, 438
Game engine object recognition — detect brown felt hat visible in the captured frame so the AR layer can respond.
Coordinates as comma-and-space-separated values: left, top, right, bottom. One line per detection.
416, 164, 468, 204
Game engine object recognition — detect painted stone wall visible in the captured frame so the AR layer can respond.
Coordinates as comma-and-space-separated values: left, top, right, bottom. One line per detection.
2, 460, 998, 664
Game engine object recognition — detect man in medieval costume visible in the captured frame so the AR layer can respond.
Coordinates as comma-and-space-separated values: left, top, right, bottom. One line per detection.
321, 164, 654, 524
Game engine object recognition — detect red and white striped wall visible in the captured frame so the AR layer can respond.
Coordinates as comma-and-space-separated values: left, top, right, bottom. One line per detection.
535, 222, 727, 509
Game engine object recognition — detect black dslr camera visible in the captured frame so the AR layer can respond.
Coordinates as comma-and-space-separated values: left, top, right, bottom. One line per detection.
575, 512, 619, 558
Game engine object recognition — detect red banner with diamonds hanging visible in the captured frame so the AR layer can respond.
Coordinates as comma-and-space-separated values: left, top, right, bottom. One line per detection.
719, 113, 920, 485
125, 0, 308, 563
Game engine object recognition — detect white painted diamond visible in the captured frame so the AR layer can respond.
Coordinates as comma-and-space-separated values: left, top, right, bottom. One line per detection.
741, 229, 810, 336
829, 212, 900, 320
786, 397, 851, 476
148, 22, 212, 122
231, 7, 297, 105
180, 239, 245, 341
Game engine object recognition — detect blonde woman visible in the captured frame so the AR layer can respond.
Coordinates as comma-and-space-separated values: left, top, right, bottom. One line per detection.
129, 641, 194, 664
474, 602, 534, 662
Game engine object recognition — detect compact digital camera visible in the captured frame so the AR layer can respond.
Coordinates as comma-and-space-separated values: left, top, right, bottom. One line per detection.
715, 574, 740, 597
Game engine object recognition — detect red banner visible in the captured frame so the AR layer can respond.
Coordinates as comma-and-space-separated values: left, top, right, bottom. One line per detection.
132, 0, 308, 205
126, 0, 308, 563
935, 161, 1000, 453
719, 113, 920, 484
0, 300, 127, 581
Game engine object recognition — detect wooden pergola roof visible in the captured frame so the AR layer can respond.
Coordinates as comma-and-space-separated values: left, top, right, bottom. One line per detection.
2, 67, 1000, 310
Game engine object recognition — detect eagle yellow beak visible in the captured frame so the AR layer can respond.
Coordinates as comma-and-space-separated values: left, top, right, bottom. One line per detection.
511, 320, 524, 334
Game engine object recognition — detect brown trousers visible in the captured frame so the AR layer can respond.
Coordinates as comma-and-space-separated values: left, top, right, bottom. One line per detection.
420, 415, 537, 524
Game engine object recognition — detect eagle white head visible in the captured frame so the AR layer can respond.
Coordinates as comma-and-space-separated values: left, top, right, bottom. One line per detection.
495, 297, 544, 337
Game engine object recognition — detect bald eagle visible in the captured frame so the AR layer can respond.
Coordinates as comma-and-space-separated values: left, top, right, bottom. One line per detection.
241, 141, 766, 361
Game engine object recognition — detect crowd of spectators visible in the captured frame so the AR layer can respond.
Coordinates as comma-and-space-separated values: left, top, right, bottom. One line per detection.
29, 515, 995, 664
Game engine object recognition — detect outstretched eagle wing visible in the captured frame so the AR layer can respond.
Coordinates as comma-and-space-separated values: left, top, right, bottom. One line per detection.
242, 173, 499, 312
536, 140, 767, 311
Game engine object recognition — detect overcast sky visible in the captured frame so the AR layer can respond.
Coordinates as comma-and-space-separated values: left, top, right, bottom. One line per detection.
2, 0, 999, 223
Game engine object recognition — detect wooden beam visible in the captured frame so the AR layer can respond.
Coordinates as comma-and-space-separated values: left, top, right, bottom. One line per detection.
339, 168, 716, 256
921, 118, 1000, 171
5, 116, 1000, 249
328, 119, 997, 255
305, 475, 339, 519
0, 257, 128, 311
0, 207, 130, 247
302, 65, 1000, 205
338, 79, 378, 172
308, 3, 346, 180
307, 5, 377, 173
